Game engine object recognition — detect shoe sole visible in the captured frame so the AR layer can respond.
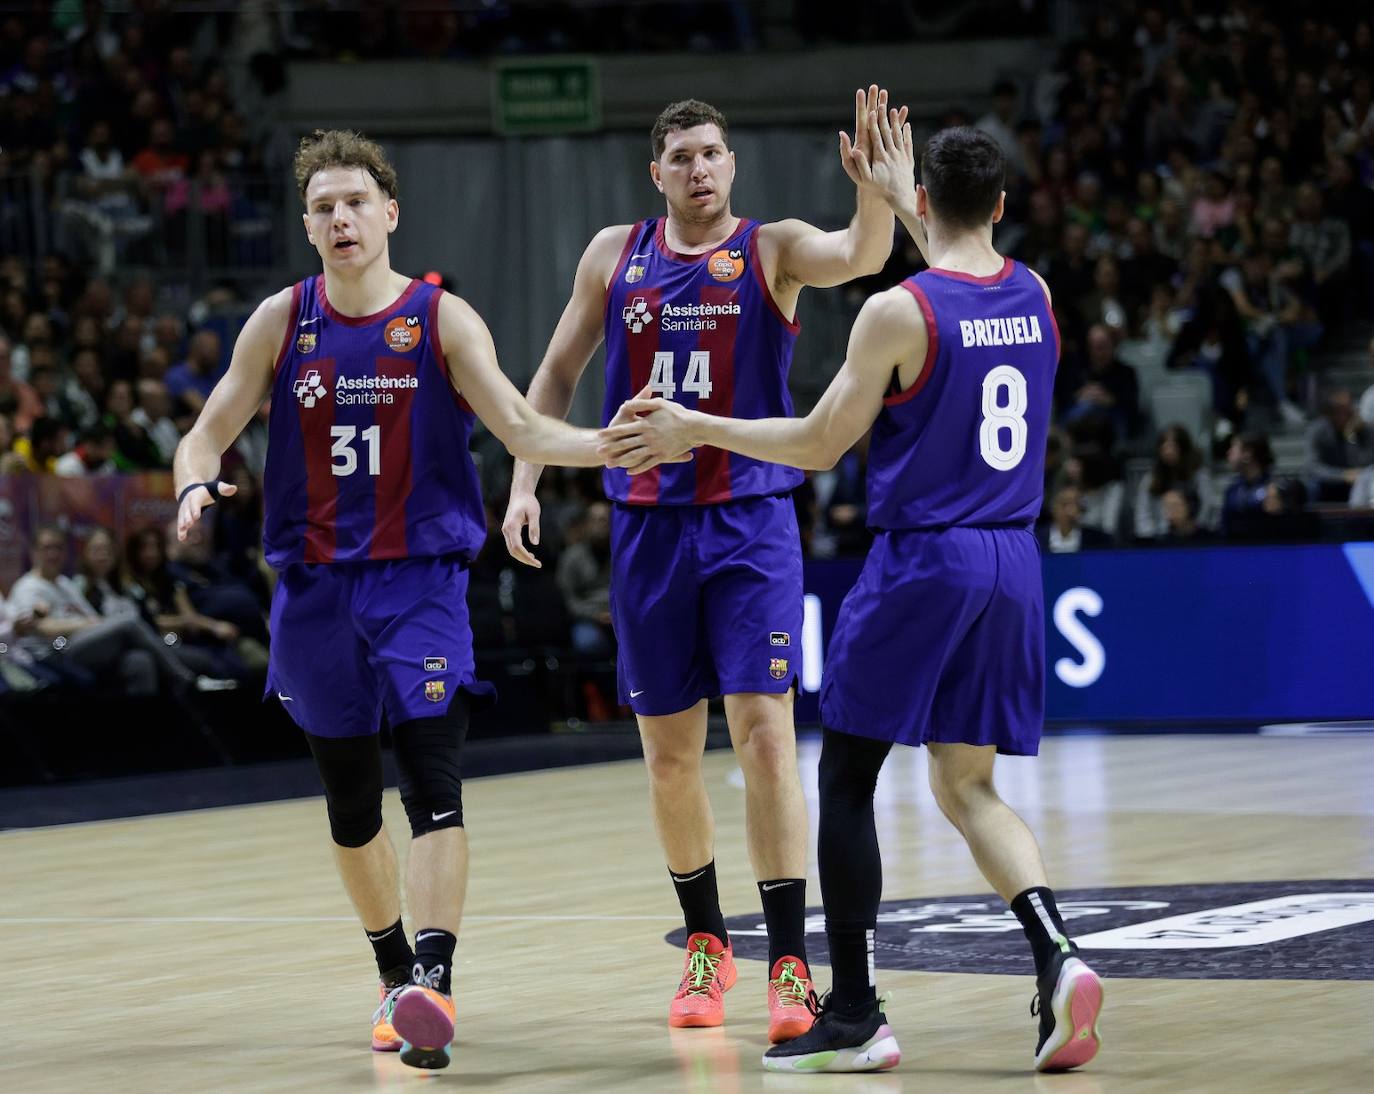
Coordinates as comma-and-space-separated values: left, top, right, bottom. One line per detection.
392, 992, 454, 1070
767, 1014, 812, 1043
1035, 959, 1104, 1072
370, 1035, 401, 1052
761, 1026, 901, 1073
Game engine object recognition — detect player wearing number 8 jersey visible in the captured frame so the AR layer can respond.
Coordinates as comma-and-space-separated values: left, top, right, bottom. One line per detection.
602, 123, 1104, 1074
172, 130, 626, 1071
503, 90, 911, 1039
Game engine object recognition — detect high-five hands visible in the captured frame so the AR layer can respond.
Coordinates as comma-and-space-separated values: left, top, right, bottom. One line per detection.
598, 385, 697, 476
840, 85, 916, 213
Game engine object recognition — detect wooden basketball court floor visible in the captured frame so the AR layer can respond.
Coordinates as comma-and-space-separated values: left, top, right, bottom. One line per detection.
3, 733, 1372, 1093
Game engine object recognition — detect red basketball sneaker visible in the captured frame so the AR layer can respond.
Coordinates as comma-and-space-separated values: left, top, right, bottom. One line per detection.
766, 956, 814, 1042
668, 932, 737, 1028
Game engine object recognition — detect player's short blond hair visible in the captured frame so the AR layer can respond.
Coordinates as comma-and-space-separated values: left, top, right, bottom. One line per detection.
293, 129, 399, 204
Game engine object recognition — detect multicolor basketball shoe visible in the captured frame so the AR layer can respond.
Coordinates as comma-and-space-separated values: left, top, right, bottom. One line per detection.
370, 982, 404, 1052
761, 992, 901, 1073
766, 957, 814, 1043
1032, 952, 1104, 1071
391, 968, 456, 1070
668, 932, 737, 1028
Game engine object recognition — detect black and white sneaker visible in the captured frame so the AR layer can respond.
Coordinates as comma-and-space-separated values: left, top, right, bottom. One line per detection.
761, 992, 900, 1074
1032, 952, 1104, 1072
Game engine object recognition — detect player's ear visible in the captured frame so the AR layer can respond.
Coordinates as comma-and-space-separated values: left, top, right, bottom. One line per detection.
915, 184, 928, 218
729, 150, 736, 181
991, 191, 1006, 225
386, 197, 399, 233
302, 211, 313, 245
649, 160, 663, 193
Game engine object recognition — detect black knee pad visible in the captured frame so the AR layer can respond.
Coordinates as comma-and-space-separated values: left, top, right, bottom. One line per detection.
818, 726, 892, 804
305, 731, 385, 848
393, 694, 469, 839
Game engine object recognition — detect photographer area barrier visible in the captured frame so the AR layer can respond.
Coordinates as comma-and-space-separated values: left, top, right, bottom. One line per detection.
796, 543, 1374, 726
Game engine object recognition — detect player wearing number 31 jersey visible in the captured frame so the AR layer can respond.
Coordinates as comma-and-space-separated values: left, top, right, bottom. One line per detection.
172, 130, 622, 1072
602, 123, 1105, 1075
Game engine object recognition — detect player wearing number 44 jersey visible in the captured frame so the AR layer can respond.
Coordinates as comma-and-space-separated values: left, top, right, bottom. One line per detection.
503, 89, 912, 1040
602, 122, 1105, 1074
172, 130, 640, 1071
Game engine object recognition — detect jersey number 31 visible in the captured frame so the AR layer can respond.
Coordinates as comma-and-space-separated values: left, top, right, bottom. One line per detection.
979, 365, 1029, 471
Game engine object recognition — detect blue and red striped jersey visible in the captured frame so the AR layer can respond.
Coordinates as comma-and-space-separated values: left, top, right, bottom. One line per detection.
262, 275, 486, 567
867, 257, 1059, 530
601, 217, 804, 505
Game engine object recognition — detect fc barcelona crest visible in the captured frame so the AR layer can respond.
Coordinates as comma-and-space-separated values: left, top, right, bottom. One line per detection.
625, 264, 646, 283
296, 332, 317, 353
769, 657, 789, 680
424, 679, 446, 703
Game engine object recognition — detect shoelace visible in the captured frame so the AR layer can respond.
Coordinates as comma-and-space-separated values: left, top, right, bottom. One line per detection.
770, 961, 810, 1007
1030, 993, 1043, 1018
412, 962, 445, 991
679, 938, 724, 997
372, 982, 407, 1026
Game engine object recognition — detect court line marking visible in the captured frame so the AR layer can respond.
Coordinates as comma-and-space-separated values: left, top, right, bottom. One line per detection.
0, 914, 682, 925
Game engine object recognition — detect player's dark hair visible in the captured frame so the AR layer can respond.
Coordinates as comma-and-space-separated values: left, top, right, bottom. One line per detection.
651, 99, 729, 159
919, 126, 1006, 230
294, 129, 398, 204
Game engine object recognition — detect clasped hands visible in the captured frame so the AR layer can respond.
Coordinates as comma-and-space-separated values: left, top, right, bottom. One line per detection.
597, 384, 698, 476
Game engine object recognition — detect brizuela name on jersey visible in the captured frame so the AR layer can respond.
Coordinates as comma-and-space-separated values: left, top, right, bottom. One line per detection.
958, 314, 1045, 348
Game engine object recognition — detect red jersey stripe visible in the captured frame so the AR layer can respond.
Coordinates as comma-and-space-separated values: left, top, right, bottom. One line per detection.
692, 283, 738, 503
370, 354, 415, 558
625, 285, 662, 505
273, 282, 303, 374
299, 356, 339, 563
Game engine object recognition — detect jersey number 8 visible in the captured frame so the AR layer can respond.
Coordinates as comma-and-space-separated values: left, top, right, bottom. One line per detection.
978, 365, 1029, 471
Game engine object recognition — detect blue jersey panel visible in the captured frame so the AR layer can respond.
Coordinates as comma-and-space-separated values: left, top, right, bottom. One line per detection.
867, 258, 1059, 530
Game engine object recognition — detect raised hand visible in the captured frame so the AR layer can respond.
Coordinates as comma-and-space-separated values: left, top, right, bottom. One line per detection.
859, 97, 916, 214
839, 85, 881, 188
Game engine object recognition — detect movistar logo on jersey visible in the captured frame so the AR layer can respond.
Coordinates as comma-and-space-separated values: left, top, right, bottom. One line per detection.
959, 315, 1044, 348
293, 370, 327, 408
660, 300, 741, 332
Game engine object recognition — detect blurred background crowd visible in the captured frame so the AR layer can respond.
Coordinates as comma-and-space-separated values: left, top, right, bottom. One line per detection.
0, 1, 1371, 725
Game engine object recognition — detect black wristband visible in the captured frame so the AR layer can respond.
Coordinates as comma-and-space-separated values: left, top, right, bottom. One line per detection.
177, 481, 220, 505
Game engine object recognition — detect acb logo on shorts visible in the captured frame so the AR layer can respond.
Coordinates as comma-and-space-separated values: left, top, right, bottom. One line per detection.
424, 679, 446, 703
769, 657, 789, 680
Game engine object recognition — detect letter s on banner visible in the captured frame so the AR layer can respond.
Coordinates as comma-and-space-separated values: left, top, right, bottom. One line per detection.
1054, 586, 1105, 688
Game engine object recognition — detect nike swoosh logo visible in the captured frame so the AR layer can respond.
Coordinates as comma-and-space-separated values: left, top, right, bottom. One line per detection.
277, 692, 293, 702
630, 689, 645, 698
415, 931, 446, 942
672, 868, 707, 883
629, 253, 653, 259
298, 316, 320, 326
366, 925, 399, 941
761, 881, 795, 892
431, 810, 457, 822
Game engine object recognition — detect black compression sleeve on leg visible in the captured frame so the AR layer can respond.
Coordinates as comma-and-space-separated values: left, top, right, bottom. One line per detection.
305, 730, 385, 848
393, 694, 469, 838
818, 726, 892, 1012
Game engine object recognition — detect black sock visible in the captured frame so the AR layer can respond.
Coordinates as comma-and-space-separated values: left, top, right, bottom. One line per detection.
817, 727, 890, 1013
1010, 886, 1075, 979
758, 879, 808, 970
825, 925, 877, 1013
365, 918, 414, 984
413, 927, 457, 995
670, 860, 728, 943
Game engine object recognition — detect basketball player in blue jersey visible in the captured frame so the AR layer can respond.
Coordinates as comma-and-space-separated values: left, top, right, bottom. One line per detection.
172, 131, 653, 1071
503, 89, 911, 1040
601, 115, 1106, 1074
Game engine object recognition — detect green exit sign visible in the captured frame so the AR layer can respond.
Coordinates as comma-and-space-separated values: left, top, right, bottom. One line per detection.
493, 58, 600, 135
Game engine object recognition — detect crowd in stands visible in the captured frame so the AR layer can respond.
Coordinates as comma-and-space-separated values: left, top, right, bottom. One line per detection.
3, 4, 1374, 710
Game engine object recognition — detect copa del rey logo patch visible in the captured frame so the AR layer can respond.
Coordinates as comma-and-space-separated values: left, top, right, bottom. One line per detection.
668, 881, 1374, 981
